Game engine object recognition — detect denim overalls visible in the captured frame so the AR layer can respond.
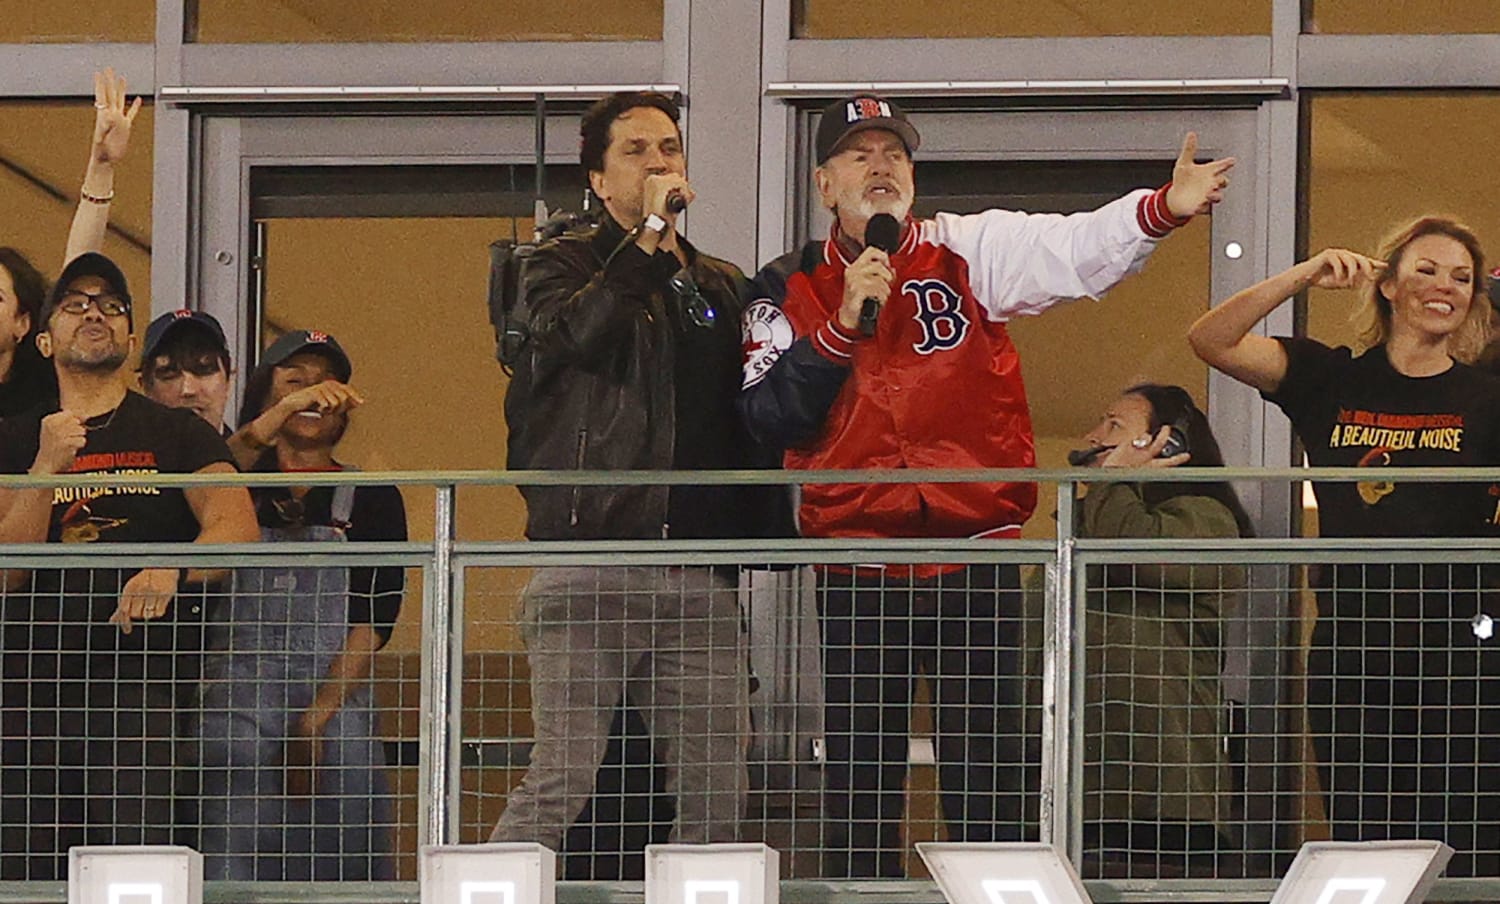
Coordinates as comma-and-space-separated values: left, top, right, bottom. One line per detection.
197, 484, 394, 880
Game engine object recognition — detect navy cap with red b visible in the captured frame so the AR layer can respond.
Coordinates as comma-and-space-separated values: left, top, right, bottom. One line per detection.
141, 309, 229, 364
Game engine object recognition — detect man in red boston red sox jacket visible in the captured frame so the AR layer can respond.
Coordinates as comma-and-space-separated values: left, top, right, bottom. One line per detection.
739, 93, 1234, 877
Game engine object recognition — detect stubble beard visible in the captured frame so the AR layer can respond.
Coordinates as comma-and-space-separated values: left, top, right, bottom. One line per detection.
57, 341, 128, 376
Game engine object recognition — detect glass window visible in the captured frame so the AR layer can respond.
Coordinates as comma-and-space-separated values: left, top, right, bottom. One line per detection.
0, 100, 154, 340
190, 0, 663, 42
0, 0, 154, 42
1305, 1, 1500, 34
1303, 93, 1500, 349
794, 0, 1270, 38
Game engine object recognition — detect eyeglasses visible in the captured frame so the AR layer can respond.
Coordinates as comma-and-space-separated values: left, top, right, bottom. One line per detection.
668, 268, 717, 330
57, 290, 130, 318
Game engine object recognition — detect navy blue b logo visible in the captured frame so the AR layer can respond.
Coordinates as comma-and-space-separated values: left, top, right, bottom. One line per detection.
905, 279, 969, 354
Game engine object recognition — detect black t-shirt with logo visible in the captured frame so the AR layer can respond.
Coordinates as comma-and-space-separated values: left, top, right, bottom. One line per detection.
1263, 337, 1500, 539
0, 390, 233, 659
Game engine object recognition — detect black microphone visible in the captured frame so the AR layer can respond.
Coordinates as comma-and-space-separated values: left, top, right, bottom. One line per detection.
666, 190, 688, 214
1066, 445, 1113, 467
858, 213, 902, 337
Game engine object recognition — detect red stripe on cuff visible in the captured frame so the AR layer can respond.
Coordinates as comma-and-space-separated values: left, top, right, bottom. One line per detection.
813, 317, 861, 362
1138, 184, 1190, 238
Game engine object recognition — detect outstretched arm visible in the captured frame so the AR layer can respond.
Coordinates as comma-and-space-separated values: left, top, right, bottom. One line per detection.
64, 68, 142, 264
1188, 248, 1384, 394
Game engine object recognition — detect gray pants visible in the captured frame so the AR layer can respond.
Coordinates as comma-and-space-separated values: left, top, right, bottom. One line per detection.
490, 566, 748, 851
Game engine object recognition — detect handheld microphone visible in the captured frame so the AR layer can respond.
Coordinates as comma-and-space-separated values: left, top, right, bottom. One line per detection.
666, 190, 688, 214
858, 213, 902, 338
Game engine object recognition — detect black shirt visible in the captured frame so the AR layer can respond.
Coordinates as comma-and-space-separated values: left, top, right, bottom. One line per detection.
0, 390, 234, 656
253, 479, 408, 646
0, 353, 57, 420
1264, 337, 1500, 538
666, 244, 758, 540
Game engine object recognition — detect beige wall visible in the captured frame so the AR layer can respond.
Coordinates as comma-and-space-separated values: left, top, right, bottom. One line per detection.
0, 100, 154, 346
14, 0, 1500, 44
194, 0, 662, 42
1305, 94, 1500, 350
797, 0, 1271, 37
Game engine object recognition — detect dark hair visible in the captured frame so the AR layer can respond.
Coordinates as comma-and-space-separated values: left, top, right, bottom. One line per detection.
579, 91, 681, 175
0, 248, 51, 377
1122, 383, 1255, 538
139, 331, 231, 386
237, 350, 350, 471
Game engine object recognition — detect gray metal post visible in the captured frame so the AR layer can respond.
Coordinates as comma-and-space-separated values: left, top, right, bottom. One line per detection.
419, 484, 458, 847
1042, 478, 1078, 856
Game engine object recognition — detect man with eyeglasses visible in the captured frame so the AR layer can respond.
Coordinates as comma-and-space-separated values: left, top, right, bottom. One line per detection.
0, 252, 258, 880
491, 91, 788, 855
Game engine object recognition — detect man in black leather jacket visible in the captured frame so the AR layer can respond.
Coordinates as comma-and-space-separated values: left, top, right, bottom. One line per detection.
491, 91, 784, 852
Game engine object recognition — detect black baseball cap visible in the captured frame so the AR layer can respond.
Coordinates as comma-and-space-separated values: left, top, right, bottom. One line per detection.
260, 328, 352, 382
43, 252, 133, 328
141, 309, 229, 364
815, 94, 921, 165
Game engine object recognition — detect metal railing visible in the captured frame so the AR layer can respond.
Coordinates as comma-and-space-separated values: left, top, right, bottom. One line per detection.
3, 466, 1500, 902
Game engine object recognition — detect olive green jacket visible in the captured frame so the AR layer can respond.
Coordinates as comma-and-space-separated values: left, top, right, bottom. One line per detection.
1028, 482, 1245, 827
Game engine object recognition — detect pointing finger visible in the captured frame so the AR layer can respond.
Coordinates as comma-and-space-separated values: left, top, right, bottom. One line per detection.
1177, 132, 1199, 166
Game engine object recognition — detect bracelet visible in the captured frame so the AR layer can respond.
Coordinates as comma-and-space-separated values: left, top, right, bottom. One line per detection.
80, 187, 114, 205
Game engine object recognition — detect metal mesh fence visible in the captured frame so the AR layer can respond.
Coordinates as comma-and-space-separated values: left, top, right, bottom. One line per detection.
457, 557, 1049, 880
4, 475, 1500, 901
0, 563, 419, 883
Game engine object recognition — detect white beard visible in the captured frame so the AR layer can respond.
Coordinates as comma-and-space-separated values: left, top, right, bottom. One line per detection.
852, 194, 912, 224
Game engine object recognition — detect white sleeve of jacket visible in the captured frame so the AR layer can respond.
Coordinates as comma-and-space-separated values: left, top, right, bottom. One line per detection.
924, 188, 1163, 322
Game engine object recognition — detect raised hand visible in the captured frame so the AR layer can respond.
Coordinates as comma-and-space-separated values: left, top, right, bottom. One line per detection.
1164, 132, 1236, 219
1100, 425, 1191, 469
641, 173, 694, 228
1300, 248, 1386, 291
91, 67, 143, 167
838, 246, 895, 332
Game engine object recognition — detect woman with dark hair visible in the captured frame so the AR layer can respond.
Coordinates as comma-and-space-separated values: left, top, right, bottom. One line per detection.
1064, 383, 1251, 876
0, 249, 54, 418
1189, 217, 1500, 875
0, 69, 139, 419
198, 329, 404, 881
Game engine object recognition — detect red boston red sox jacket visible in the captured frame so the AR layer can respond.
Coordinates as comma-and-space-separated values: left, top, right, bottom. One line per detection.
737, 186, 1185, 564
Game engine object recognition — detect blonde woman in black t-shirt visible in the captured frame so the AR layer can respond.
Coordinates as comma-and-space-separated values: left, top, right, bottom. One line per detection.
1189, 216, 1500, 876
